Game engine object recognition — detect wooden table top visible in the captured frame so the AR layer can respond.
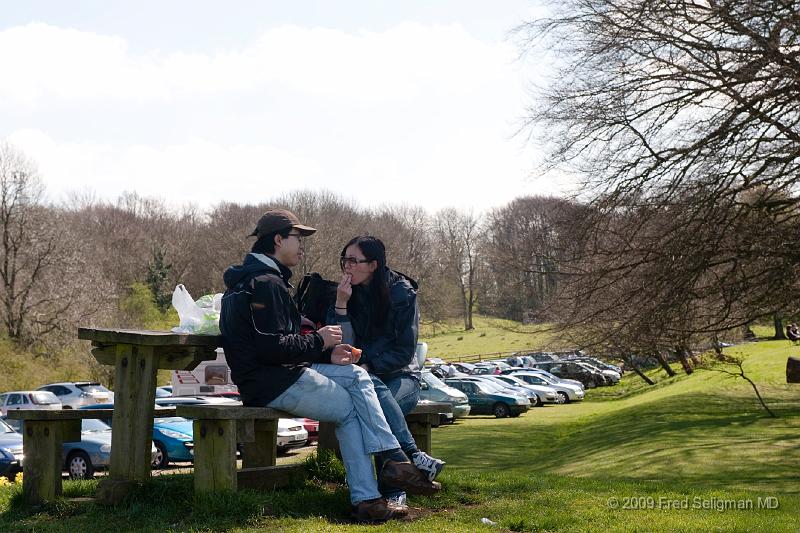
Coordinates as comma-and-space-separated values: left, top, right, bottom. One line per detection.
78, 327, 222, 347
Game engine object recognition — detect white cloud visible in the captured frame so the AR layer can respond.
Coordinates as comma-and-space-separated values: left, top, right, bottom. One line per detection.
0, 22, 517, 108
1, 20, 574, 213
7, 129, 324, 206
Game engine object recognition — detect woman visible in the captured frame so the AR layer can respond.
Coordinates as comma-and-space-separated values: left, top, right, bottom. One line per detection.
329, 236, 445, 507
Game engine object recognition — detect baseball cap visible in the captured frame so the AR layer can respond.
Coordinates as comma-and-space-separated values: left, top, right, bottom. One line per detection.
249, 209, 317, 238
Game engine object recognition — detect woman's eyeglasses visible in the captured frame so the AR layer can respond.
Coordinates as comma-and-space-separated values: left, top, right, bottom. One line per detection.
340, 256, 372, 269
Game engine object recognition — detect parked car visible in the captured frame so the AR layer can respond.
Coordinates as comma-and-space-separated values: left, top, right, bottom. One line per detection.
452, 362, 477, 375
0, 391, 61, 416
65, 419, 156, 479
511, 368, 585, 390
577, 361, 620, 384
519, 352, 562, 363
155, 397, 305, 455
277, 418, 308, 451
0, 418, 23, 477
445, 378, 530, 418
419, 370, 471, 419
540, 362, 606, 388
510, 371, 585, 403
83, 404, 195, 469
296, 418, 319, 443
151, 416, 194, 467
462, 376, 541, 407
55, 414, 158, 477
155, 386, 173, 398
492, 374, 560, 405
154, 395, 241, 408
37, 382, 114, 408
563, 355, 623, 375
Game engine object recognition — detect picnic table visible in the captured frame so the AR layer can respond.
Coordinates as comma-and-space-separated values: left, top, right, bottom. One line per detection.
76, 327, 221, 504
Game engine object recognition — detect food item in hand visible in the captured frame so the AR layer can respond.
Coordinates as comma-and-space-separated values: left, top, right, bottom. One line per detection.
351, 347, 362, 363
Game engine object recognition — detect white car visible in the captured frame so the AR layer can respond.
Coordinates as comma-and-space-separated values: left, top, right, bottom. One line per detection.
0, 390, 61, 415
277, 418, 308, 452
510, 371, 585, 403
37, 382, 114, 409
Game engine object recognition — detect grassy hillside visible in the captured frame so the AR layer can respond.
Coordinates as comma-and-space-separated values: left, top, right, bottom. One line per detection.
1, 321, 798, 531
420, 316, 572, 360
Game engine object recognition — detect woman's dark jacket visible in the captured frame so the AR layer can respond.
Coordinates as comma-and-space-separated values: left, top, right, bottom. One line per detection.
329, 268, 421, 381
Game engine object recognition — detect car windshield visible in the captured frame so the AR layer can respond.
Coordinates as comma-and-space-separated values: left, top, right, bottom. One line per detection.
470, 380, 506, 392
498, 376, 525, 386
82, 419, 111, 432
531, 370, 559, 382
30, 392, 59, 405
0, 419, 15, 433
524, 373, 555, 385
78, 384, 111, 393
422, 372, 447, 389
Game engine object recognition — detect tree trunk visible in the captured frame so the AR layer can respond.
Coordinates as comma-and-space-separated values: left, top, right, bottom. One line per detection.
774, 315, 786, 339
651, 351, 676, 377
625, 356, 654, 385
674, 346, 694, 375
466, 290, 475, 330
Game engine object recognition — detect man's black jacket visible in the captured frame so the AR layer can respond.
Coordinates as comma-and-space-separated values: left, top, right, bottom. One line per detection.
219, 253, 331, 406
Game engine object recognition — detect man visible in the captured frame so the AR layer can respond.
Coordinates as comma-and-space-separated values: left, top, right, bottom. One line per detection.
219, 208, 439, 523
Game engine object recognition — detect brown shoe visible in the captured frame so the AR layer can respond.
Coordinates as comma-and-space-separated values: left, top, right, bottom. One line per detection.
380, 460, 442, 496
351, 497, 408, 523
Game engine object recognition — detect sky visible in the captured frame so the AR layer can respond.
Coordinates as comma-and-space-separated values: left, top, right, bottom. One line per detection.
1, 1, 572, 214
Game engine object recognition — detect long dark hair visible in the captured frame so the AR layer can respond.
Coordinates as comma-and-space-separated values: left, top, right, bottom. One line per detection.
341, 236, 390, 327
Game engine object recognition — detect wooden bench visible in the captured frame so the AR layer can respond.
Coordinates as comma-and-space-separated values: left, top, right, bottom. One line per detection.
7, 407, 176, 505
317, 401, 452, 457
175, 405, 306, 494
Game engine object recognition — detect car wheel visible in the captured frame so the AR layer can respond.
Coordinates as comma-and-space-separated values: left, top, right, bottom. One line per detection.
152, 441, 169, 469
530, 395, 541, 407
557, 391, 569, 404
67, 451, 94, 479
585, 380, 596, 389
492, 402, 510, 418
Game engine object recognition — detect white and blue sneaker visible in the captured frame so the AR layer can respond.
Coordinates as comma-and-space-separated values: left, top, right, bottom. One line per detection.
387, 493, 407, 508
411, 451, 445, 482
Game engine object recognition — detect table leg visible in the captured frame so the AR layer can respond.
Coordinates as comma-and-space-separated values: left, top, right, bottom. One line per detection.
21, 421, 64, 505
97, 343, 159, 504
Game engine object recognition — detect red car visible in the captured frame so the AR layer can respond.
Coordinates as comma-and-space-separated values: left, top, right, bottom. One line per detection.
297, 418, 318, 443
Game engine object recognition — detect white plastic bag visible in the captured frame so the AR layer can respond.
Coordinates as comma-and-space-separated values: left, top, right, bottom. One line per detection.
171, 285, 222, 335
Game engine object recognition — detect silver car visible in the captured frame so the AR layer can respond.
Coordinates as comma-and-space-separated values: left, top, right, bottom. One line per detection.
491, 374, 560, 405
510, 371, 585, 403
463, 376, 543, 406
62, 418, 158, 478
37, 382, 115, 409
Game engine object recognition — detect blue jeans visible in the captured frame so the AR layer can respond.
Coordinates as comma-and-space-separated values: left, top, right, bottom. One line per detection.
372, 374, 421, 498
266, 363, 401, 504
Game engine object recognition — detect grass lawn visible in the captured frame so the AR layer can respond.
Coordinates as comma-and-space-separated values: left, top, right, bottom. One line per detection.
0, 337, 798, 531
419, 316, 570, 361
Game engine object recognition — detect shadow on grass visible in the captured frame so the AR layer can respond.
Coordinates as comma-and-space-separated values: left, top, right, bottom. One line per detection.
0, 474, 363, 532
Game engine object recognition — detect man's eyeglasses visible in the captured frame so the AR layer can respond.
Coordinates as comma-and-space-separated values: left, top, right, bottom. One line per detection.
286, 232, 303, 242
340, 256, 372, 269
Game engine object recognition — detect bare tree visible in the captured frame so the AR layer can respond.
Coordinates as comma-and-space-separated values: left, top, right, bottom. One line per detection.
519, 0, 800, 351
433, 208, 482, 330
0, 144, 89, 343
